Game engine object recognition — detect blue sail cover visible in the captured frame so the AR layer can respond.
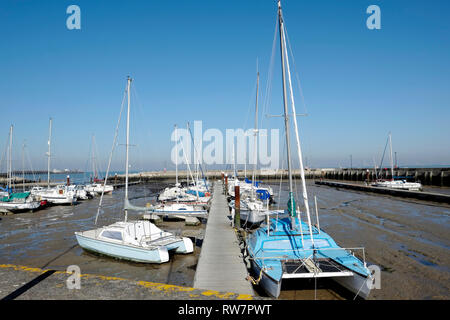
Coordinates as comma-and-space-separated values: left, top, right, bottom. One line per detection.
185, 189, 206, 197
244, 177, 260, 187
0, 186, 12, 193
256, 189, 271, 200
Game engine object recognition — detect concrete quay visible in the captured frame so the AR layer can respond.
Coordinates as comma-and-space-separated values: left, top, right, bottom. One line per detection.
109, 167, 450, 187
315, 180, 450, 204
0, 264, 255, 300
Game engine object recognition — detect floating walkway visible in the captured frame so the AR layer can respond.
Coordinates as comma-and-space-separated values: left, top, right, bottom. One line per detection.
193, 181, 254, 296
315, 180, 450, 204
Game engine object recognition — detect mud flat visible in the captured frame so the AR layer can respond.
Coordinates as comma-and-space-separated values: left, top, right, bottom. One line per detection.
264, 181, 449, 300
1, 180, 448, 300
0, 183, 205, 289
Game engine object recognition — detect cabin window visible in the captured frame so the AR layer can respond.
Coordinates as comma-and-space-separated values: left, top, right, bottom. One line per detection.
101, 230, 123, 241
178, 208, 187, 210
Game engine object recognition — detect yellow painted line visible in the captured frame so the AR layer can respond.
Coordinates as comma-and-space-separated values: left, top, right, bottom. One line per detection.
0, 263, 254, 300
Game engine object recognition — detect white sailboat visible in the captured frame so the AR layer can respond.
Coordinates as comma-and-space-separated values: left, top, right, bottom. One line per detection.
67, 183, 90, 200
371, 133, 422, 191
30, 118, 76, 205
227, 71, 278, 225
155, 124, 209, 217
75, 76, 194, 263
0, 125, 41, 213
85, 135, 114, 196
85, 183, 114, 196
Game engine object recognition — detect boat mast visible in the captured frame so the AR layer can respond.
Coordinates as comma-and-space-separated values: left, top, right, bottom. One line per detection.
8, 125, 13, 191
91, 134, 97, 181
175, 124, 178, 186
251, 70, 259, 198
124, 76, 132, 222
281, 10, 314, 241
389, 132, 394, 180
278, 0, 296, 229
47, 118, 52, 188
22, 141, 25, 192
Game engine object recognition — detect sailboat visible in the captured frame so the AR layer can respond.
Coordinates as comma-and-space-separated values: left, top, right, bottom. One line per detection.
0, 125, 41, 213
75, 77, 194, 263
158, 125, 209, 206
85, 135, 114, 196
245, 1, 374, 299
153, 124, 209, 218
371, 133, 422, 191
30, 118, 77, 205
228, 71, 280, 225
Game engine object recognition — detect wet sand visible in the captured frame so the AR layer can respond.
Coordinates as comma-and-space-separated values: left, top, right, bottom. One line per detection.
267, 181, 450, 300
0, 183, 204, 288
1, 180, 449, 300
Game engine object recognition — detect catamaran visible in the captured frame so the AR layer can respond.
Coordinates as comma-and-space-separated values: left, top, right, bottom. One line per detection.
75, 77, 193, 263
245, 1, 374, 299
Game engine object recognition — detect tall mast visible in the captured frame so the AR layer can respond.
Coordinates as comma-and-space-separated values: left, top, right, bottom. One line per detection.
251, 70, 259, 197
282, 14, 314, 242
389, 132, 394, 180
278, 0, 296, 228
124, 76, 132, 222
8, 125, 13, 191
22, 140, 25, 192
175, 124, 178, 186
91, 134, 97, 180
47, 118, 52, 188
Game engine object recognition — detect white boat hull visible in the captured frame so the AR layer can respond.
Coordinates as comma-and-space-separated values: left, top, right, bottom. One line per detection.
371, 180, 422, 191
239, 210, 267, 225
0, 201, 41, 213
39, 194, 75, 205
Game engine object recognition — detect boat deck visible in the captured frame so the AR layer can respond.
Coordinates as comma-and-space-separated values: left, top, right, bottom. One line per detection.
193, 181, 254, 296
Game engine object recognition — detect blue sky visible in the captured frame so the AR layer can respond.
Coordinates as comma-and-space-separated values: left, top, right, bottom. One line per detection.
0, 0, 449, 171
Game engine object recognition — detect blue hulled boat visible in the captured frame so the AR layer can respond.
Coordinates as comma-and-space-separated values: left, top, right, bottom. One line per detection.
245, 0, 374, 299
247, 215, 372, 298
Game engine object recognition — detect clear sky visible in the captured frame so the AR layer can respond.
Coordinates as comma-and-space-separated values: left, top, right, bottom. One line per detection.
1, 0, 449, 172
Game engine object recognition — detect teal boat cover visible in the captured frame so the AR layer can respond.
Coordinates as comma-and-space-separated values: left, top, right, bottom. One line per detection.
1, 192, 30, 202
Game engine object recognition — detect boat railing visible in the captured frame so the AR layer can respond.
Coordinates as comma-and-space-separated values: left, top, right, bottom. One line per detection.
252, 246, 367, 267
138, 228, 182, 245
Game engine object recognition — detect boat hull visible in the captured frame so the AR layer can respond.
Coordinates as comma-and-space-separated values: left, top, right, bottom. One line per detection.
250, 257, 372, 299
333, 271, 371, 299
250, 259, 281, 298
239, 210, 266, 225
165, 237, 194, 254
0, 201, 41, 213
75, 233, 169, 263
42, 195, 76, 205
